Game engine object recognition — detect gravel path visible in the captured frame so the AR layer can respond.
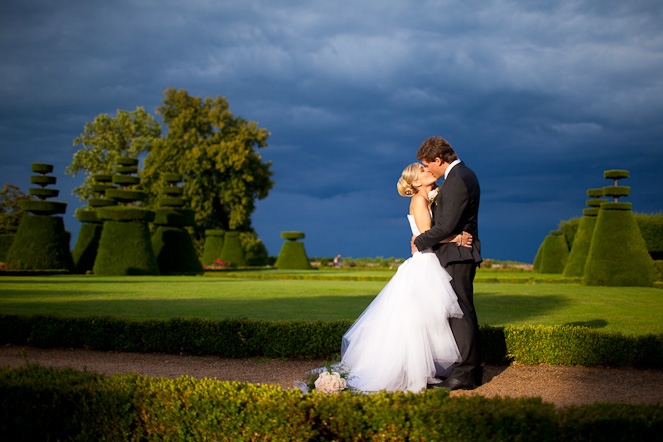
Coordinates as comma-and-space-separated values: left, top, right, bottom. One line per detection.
2, 345, 662, 409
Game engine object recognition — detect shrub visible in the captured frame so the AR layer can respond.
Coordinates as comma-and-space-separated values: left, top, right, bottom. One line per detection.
538, 231, 568, 274
558, 217, 579, 251
93, 157, 158, 275
201, 229, 225, 266
563, 217, 597, 277
150, 173, 202, 274
635, 212, 663, 260
219, 231, 246, 267
5, 164, 73, 271
71, 222, 103, 274
275, 231, 311, 269
2, 365, 662, 441
584, 203, 655, 287
93, 221, 159, 275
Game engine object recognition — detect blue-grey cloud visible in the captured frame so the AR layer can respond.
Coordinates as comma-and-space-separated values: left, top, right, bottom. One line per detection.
1, 0, 662, 263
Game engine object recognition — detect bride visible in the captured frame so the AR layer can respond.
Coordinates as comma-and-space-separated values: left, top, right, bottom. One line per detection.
339, 163, 469, 392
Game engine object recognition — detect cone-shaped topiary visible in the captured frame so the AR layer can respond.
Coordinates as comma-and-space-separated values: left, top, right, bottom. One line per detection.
5, 164, 73, 271
151, 173, 202, 274
202, 229, 225, 266
538, 230, 568, 273
218, 231, 246, 267
275, 231, 311, 269
532, 242, 543, 272
93, 157, 159, 275
71, 174, 115, 274
583, 170, 655, 286
563, 189, 607, 277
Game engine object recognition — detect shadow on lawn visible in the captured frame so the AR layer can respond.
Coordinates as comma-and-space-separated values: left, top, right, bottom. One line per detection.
475, 292, 571, 325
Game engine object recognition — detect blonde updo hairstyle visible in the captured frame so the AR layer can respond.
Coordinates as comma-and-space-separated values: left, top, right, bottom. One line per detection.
397, 163, 421, 198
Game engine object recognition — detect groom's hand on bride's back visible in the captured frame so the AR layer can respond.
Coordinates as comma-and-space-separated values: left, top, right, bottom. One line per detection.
411, 235, 419, 255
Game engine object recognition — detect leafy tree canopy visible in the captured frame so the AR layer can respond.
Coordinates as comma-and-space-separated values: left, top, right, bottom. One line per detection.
65, 107, 162, 201
67, 88, 273, 238
0, 184, 33, 233
142, 88, 273, 233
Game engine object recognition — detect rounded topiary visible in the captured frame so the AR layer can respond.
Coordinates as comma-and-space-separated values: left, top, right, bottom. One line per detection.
72, 174, 116, 274
563, 189, 606, 277
218, 231, 246, 267
5, 164, 73, 271
93, 157, 158, 275
537, 230, 568, 274
202, 229, 225, 266
275, 231, 311, 270
583, 170, 655, 287
151, 173, 201, 274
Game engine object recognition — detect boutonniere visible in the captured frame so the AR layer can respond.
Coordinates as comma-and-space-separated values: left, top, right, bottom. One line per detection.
428, 187, 439, 206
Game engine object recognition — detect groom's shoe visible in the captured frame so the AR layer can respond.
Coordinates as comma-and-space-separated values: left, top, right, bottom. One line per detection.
429, 378, 474, 391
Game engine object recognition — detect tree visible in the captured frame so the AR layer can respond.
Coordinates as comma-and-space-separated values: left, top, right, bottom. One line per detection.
142, 88, 273, 235
65, 107, 162, 202
0, 184, 33, 234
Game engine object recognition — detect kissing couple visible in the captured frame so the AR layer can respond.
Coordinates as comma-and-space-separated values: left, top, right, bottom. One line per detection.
339, 136, 482, 392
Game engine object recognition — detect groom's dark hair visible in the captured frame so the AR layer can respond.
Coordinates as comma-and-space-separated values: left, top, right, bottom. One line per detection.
417, 136, 458, 164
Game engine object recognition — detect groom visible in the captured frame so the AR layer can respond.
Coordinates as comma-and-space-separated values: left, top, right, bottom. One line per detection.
412, 136, 482, 391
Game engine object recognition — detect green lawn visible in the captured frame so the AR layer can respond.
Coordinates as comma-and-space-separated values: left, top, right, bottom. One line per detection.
0, 274, 661, 336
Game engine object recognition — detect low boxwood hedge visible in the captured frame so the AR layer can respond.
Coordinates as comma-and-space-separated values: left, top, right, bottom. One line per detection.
1, 364, 661, 441
1, 314, 661, 368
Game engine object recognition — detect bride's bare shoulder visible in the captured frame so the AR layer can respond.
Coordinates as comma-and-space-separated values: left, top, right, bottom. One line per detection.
409, 194, 428, 213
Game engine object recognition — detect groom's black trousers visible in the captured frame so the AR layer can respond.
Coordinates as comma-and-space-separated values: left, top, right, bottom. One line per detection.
444, 261, 481, 384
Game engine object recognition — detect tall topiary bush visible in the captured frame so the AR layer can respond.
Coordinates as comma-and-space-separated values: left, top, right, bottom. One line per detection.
218, 231, 246, 267
563, 189, 606, 277
5, 164, 73, 271
584, 170, 655, 287
635, 212, 663, 260
93, 158, 159, 275
275, 231, 311, 269
151, 173, 202, 274
71, 174, 115, 274
202, 229, 225, 266
538, 230, 568, 274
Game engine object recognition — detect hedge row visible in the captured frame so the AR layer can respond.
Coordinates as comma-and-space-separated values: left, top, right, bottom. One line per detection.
1, 314, 662, 368
1, 364, 661, 441
205, 271, 587, 284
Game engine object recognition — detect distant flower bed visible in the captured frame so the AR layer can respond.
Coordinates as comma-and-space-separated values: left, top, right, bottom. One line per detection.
203, 259, 231, 270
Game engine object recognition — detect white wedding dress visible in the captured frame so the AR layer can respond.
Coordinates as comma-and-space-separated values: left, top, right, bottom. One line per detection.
339, 214, 463, 392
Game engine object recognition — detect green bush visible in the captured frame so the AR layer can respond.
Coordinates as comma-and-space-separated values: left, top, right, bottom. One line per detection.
219, 231, 246, 267
275, 231, 311, 269
538, 231, 568, 274
201, 229, 224, 266
93, 221, 159, 275
635, 212, 663, 260
584, 204, 655, 287
151, 226, 202, 274
2, 314, 662, 369
0, 233, 15, 262
558, 218, 579, 251
563, 216, 597, 277
2, 364, 662, 441
5, 215, 73, 271
532, 242, 543, 271
72, 223, 103, 274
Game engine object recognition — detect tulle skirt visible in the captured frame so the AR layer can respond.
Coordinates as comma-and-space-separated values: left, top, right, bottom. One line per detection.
340, 250, 463, 392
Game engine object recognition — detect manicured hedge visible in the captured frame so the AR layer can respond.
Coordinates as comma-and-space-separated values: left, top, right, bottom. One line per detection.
5, 215, 74, 271
1, 314, 661, 368
1, 365, 661, 441
635, 213, 663, 260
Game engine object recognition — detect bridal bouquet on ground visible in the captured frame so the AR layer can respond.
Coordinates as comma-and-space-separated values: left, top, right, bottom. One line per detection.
298, 365, 349, 394
314, 370, 347, 394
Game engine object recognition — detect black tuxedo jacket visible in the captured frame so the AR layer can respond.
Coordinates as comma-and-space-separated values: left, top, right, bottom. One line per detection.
413, 161, 482, 268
